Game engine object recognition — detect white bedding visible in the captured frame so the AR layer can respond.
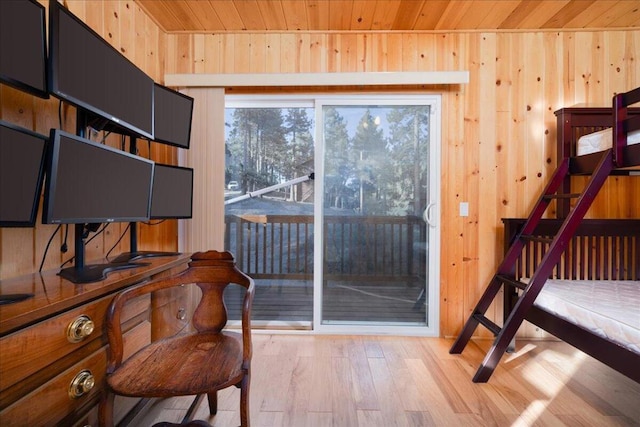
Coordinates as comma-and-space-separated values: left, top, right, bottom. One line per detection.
577, 127, 640, 155
533, 279, 640, 354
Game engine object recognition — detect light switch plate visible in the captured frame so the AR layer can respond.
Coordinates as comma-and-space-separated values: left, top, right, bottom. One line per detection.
460, 202, 469, 217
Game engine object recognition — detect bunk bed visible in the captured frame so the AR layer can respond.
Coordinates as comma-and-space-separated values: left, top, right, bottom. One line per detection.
450, 86, 640, 383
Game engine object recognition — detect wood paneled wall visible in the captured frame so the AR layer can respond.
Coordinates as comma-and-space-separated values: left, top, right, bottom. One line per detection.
1, 1, 638, 337
164, 30, 640, 337
0, 1, 172, 280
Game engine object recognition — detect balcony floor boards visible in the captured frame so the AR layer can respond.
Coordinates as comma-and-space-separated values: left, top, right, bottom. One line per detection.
226, 279, 426, 323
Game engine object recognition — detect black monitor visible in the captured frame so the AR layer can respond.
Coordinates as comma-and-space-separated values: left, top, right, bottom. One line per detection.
110, 163, 193, 263
152, 84, 193, 149
48, 0, 154, 139
0, 120, 47, 227
42, 129, 155, 283
151, 164, 194, 219
0, 0, 48, 98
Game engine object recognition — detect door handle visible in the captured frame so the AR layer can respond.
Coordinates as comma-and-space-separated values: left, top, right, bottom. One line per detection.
424, 203, 436, 227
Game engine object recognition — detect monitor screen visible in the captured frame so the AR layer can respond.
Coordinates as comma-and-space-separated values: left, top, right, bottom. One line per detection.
0, 120, 47, 227
48, 1, 154, 139
0, 0, 48, 98
42, 129, 154, 224
150, 164, 194, 219
153, 84, 193, 149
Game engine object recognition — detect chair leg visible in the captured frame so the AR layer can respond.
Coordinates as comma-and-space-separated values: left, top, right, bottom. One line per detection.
239, 374, 251, 427
206, 391, 218, 415
98, 391, 115, 427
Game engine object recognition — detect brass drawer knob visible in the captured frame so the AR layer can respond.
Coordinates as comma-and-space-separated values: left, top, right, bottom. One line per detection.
68, 369, 95, 399
67, 315, 95, 343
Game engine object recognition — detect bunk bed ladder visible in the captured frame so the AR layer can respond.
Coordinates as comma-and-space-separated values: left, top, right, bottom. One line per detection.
450, 149, 615, 383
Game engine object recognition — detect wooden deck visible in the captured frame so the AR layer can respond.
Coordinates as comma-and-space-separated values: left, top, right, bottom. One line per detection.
225, 279, 426, 324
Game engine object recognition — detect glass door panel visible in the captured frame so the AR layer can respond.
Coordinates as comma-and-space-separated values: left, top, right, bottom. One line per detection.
317, 99, 439, 332
224, 102, 315, 327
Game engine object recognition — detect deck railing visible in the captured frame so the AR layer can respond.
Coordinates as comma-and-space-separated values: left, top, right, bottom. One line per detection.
224, 214, 426, 283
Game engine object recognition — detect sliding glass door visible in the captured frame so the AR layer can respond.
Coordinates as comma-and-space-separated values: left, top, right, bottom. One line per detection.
224, 94, 440, 334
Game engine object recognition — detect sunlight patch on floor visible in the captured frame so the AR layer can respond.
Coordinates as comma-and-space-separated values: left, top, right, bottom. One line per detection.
513, 344, 587, 425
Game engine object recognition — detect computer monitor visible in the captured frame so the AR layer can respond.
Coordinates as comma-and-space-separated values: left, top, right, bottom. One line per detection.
42, 129, 155, 283
48, 0, 154, 139
0, 120, 47, 227
0, 0, 48, 98
110, 163, 193, 263
43, 130, 154, 224
150, 164, 194, 219
152, 84, 193, 149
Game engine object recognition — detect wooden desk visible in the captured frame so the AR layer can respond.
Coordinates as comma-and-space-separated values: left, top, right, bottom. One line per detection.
0, 255, 191, 426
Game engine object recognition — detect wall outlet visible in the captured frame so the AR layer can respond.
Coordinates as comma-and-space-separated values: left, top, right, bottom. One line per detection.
459, 202, 469, 217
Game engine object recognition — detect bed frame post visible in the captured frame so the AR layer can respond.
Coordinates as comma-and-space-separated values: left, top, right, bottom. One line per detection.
555, 109, 574, 218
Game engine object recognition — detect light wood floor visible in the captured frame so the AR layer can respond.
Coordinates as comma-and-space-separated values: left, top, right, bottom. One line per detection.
130, 335, 640, 427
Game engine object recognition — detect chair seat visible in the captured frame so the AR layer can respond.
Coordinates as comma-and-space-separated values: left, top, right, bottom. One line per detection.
108, 331, 244, 397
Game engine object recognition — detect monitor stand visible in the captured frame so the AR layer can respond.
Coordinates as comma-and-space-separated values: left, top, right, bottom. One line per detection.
111, 221, 181, 263
111, 251, 181, 263
59, 224, 146, 284
58, 261, 143, 284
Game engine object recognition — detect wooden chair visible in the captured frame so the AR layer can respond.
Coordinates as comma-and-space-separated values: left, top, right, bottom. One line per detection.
99, 251, 255, 427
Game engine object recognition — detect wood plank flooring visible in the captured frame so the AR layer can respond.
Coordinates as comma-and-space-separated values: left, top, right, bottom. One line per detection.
129, 335, 640, 426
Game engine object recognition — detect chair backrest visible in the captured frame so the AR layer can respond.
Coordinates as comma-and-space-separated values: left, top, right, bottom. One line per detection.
105, 250, 255, 373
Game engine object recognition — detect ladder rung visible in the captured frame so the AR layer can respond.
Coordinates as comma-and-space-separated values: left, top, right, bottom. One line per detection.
496, 274, 527, 291
543, 193, 581, 200
473, 313, 501, 336
520, 234, 553, 244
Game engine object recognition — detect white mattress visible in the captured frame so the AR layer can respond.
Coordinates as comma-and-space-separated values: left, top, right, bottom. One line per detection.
533, 279, 640, 354
577, 127, 640, 155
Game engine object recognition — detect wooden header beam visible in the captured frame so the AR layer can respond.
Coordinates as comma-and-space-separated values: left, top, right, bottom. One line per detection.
165, 71, 469, 88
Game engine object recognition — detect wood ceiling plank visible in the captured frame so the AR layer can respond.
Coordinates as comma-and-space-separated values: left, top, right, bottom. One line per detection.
589, 0, 640, 27
282, 0, 309, 31
233, 0, 266, 30
165, 0, 206, 31
306, 0, 331, 31
498, 0, 545, 29
257, 1, 287, 31
514, 1, 571, 29
392, 0, 425, 30
413, 0, 450, 30
136, 0, 181, 32
140, 0, 639, 32
184, 1, 224, 32
209, 1, 245, 31
612, 4, 640, 27
562, 1, 622, 27
477, 1, 520, 29
350, 0, 378, 31
541, 0, 597, 29
454, 0, 490, 30
455, 1, 504, 30
434, 0, 474, 30
371, 0, 402, 30
329, 0, 354, 31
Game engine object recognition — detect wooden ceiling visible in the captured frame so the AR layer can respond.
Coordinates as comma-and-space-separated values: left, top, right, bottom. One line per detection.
136, 0, 640, 33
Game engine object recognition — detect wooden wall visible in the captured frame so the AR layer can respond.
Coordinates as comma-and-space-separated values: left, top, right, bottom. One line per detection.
164, 30, 640, 337
0, 0, 172, 280
1, 1, 638, 337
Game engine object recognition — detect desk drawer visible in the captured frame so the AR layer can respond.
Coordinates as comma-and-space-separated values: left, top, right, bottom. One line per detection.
0, 320, 151, 426
0, 294, 150, 406
0, 345, 106, 426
